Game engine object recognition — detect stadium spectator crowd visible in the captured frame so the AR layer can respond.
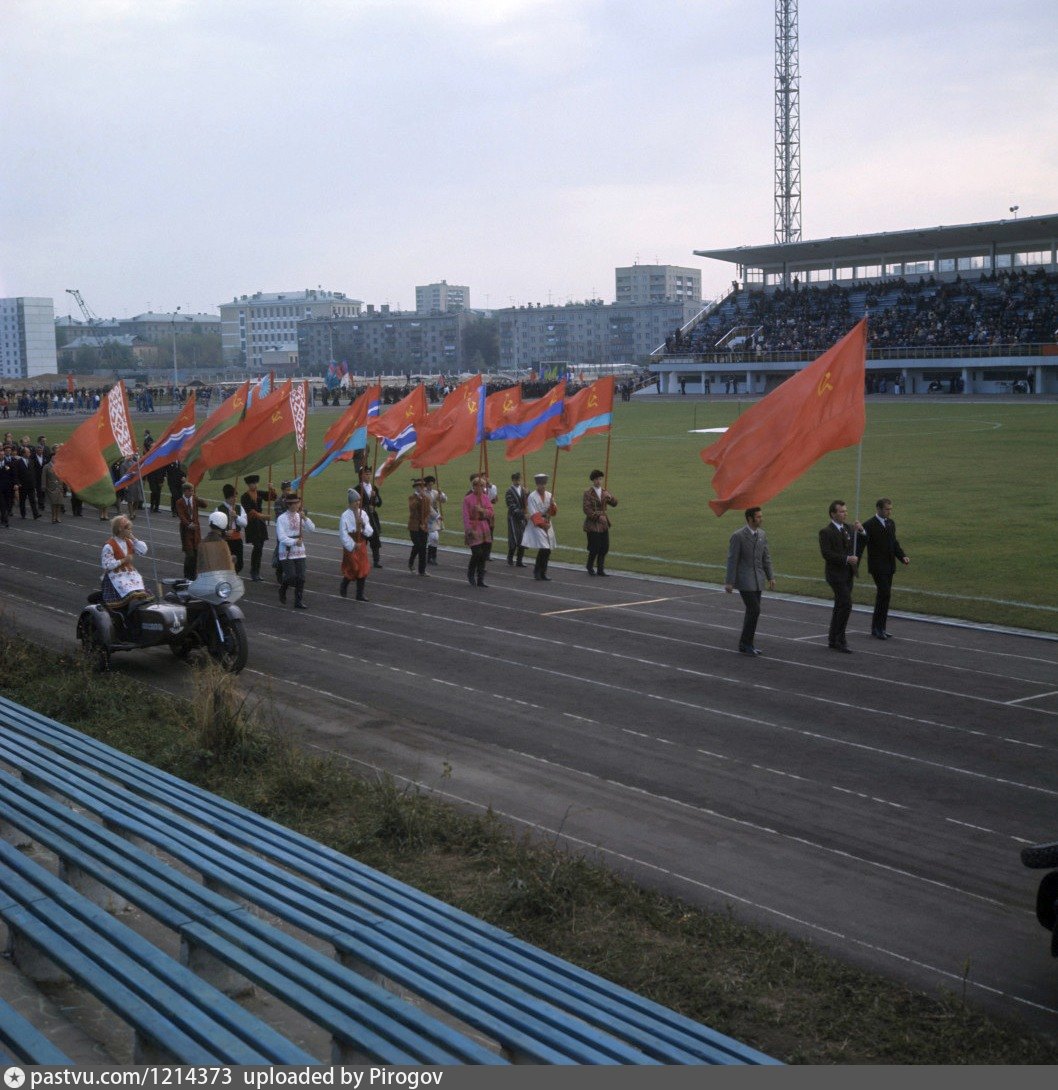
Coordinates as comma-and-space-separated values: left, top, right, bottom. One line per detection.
666, 268, 1058, 357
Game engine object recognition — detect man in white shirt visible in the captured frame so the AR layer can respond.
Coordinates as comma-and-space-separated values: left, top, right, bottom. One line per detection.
275, 493, 316, 609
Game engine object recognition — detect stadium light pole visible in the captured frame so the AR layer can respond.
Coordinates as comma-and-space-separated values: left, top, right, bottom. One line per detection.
1009, 205, 1020, 220
171, 306, 181, 396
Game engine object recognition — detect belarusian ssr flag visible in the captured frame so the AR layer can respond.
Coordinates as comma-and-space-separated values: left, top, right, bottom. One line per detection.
202, 380, 307, 481
51, 382, 136, 508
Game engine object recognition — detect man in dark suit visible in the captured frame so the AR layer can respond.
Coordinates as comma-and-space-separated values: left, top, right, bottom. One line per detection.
724, 506, 775, 655
857, 497, 910, 639
818, 499, 864, 653
177, 481, 208, 579
15, 446, 41, 519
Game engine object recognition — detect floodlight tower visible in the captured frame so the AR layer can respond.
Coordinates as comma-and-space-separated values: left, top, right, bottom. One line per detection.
774, 0, 802, 244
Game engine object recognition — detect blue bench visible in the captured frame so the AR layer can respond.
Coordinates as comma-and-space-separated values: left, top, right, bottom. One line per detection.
0, 997, 72, 1066
0, 694, 779, 1066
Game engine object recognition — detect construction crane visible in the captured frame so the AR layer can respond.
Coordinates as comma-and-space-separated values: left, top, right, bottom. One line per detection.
65, 288, 99, 325
66, 288, 107, 349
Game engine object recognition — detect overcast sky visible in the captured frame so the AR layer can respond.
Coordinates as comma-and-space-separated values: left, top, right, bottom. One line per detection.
3, 0, 1055, 320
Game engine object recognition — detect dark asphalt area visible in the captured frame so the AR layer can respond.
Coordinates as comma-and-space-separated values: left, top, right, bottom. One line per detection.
3, 507, 1057, 1040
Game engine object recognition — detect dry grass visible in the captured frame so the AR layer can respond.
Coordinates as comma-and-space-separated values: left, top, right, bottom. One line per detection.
2, 629, 1055, 1064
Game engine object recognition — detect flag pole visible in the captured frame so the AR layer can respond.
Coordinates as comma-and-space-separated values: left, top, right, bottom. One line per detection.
603, 429, 613, 488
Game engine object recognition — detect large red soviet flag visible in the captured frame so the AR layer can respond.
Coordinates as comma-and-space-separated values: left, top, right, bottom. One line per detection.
411, 375, 486, 468
701, 319, 867, 516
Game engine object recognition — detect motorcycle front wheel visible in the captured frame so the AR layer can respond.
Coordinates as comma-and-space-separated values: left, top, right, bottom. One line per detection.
210, 615, 248, 674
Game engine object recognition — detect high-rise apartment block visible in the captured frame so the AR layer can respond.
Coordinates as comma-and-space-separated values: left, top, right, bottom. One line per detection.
219, 289, 361, 369
497, 300, 700, 372
416, 281, 470, 314
615, 264, 702, 306
0, 297, 58, 379
299, 308, 469, 375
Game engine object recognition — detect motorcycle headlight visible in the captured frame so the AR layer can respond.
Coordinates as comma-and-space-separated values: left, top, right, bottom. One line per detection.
216, 581, 232, 600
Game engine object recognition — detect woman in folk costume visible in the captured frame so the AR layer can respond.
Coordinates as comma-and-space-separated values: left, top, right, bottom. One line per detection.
100, 514, 153, 612
522, 472, 558, 581
339, 489, 373, 601
462, 475, 494, 588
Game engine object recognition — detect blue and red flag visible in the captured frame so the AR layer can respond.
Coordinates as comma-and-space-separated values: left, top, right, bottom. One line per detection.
294, 384, 382, 486
488, 382, 566, 460
114, 392, 197, 490
555, 376, 615, 450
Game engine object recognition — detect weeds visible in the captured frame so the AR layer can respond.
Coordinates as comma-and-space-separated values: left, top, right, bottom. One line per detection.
0, 629, 1055, 1064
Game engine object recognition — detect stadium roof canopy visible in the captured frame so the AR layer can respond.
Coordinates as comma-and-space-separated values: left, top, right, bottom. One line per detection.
695, 213, 1058, 273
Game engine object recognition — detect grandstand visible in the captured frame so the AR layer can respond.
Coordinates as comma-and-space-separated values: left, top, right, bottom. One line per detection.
651, 213, 1058, 395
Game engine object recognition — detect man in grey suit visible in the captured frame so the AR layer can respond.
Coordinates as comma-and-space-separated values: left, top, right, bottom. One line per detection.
724, 506, 775, 656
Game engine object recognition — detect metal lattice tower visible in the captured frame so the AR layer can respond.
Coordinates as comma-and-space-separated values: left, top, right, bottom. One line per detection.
774, 0, 801, 244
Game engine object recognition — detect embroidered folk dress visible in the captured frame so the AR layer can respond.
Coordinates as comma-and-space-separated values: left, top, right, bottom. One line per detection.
339, 507, 373, 581
101, 535, 151, 611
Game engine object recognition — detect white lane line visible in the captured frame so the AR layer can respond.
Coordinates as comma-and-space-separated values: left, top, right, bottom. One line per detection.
510, 749, 1011, 909
832, 786, 908, 810
946, 818, 997, 835
309, 741, 1058, 1019
1005, 690, 1058, 706
257, 612, 1058, 801
542, 597, 672, 616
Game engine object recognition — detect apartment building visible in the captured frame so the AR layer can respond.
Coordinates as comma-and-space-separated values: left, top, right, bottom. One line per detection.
220, 289, 361, 369
497, 300, 699, 371
614, 264, 702, 306
0, 297, 58, 379
298, 307, 469, 374
415, 281, 470, 314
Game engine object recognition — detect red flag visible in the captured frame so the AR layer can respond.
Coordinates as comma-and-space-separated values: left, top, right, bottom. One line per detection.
369, 384, 428, 441
701, 319, 867, 516
411, 376, 486, 469
554, 376, 615, 450
52, 382, 137, 508
324, 384, 381, 451
181, 380, 250, 486
484, 385, 522, 436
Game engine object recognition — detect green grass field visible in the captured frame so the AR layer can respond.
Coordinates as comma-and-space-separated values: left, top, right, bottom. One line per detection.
26, 396, 1058, 631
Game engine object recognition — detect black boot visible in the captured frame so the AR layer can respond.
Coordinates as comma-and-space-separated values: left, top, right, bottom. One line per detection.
279, 581, 288, 604
428, 545, 438, 565
339, 578, 350, 598
294, 582, 307, 609
355, 578, 367, 601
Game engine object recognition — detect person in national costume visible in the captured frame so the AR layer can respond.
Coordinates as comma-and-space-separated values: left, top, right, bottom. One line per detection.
523, 472, 558, 582
339, 489, 373, 601
100, 514, 153, 615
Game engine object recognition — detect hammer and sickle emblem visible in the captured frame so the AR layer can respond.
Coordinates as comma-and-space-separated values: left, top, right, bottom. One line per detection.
233, 396, 245, 411
271, 410, 282, 424
466, 397, 478, 414
503, 394, 515, 414
588, 392, 599, 408
817, 371, 834, 396
405, 406, 415, 418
